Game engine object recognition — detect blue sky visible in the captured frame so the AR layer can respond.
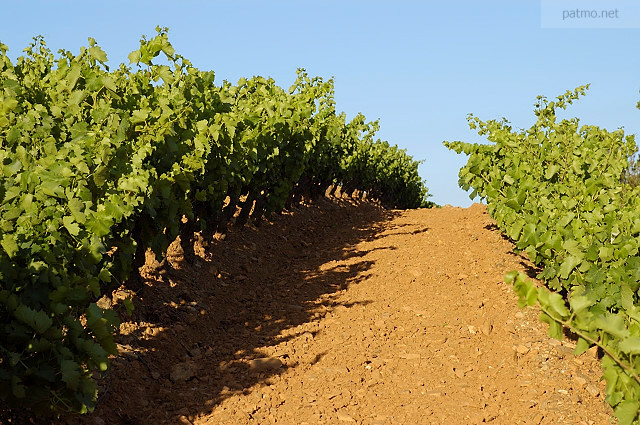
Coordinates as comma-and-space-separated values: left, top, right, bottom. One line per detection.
1, 0, 639, 206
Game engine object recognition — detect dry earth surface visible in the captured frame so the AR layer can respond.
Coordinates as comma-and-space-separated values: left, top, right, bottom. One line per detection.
4, 198, 616, 424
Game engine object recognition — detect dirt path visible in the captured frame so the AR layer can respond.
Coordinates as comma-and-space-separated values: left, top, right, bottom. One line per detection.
65, 200, 613, 424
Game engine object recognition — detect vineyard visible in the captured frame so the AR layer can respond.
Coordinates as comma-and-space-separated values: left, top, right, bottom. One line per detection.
446, 87, 640, 425
1, 28, 640, 425
0, 28, 428, 417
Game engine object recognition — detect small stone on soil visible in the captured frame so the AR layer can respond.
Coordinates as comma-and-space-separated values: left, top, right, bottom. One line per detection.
170, 361, 196, 382
248, 357, 283, 372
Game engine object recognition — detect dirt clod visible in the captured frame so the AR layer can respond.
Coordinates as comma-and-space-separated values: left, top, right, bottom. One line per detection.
248, 357, 283, 372
170, 361, 197, 382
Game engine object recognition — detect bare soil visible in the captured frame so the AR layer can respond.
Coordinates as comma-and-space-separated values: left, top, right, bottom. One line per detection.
15, 199, 617, 424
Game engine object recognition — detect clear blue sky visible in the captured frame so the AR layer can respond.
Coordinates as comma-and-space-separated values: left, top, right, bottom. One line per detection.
1, 0, 639, 206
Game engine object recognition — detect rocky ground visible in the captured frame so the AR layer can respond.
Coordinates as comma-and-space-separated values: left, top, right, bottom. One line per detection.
9, 198, 615, 425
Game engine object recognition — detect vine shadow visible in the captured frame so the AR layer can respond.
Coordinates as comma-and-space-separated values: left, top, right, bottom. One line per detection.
63, 197, 402, 425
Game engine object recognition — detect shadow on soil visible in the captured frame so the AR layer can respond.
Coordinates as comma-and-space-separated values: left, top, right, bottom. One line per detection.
483, 223, 541, 279
63, 197, 400, 425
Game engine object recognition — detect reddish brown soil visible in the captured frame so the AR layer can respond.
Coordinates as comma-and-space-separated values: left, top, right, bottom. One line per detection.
13, 199, 616, 424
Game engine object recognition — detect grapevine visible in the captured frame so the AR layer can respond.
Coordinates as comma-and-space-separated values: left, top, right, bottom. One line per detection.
446, 87, 640, 425
0, 28, 431, 415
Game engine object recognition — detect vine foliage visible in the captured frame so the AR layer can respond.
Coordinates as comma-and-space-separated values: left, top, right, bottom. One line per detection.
0, 28, 431, 415
446, 86, 640, 424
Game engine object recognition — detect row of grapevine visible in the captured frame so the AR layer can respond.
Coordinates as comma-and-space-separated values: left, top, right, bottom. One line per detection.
446, 87, 640, 424
0, 27, 431, 415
